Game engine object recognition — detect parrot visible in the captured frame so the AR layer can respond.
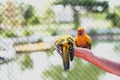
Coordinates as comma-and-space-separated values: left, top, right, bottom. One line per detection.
75, 27, 91, 49
55, 34, 74, 71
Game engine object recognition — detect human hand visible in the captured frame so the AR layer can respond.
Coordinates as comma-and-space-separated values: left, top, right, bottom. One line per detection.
74, 47, 93, 61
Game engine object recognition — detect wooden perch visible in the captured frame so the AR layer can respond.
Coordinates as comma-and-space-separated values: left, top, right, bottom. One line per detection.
14, 42, 51, 53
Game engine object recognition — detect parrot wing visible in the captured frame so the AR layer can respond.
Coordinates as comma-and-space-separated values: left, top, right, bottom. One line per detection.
86, 35, 91, 49
87, 42, 91, 49
69, 41, 74, 61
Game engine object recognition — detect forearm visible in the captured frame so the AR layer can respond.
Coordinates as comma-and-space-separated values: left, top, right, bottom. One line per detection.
74, 48, 120, 76
91, 55, 120, 76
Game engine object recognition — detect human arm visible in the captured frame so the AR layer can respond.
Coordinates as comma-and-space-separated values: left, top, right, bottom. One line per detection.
74, 47, 120, 77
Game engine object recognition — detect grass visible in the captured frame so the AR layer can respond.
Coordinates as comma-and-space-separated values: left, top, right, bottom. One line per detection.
43, 58, 105, 80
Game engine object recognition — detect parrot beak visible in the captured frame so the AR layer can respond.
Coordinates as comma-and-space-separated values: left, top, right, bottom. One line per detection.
79, 31, 82, 36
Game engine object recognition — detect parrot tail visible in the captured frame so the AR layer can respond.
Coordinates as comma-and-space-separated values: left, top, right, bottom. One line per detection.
62, 45, 70, 71
63, 62, 69, 71
62, 54, 70, 71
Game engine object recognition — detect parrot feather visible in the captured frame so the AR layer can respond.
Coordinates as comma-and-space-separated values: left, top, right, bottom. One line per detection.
55, 34, 74, 71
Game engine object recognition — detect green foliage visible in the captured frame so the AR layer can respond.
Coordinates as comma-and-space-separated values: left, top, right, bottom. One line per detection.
14, 41, 28, 46
0, 14, 3, 23
42, 8, 55, 26
47, 28, 57, 36
23, 5, 35, 20
31, 17, 40, 25
54, 0, 96, 6
50, 29, 57, 36
114, 6, 120, 16
106, 13, 120, 27
37, 38, 43, 42
92, 13, 107, 20
0, 1, 40, 27
21, 4, 40, 26
22, 29, 33, 36
72, 6, 79, 30
20, 54, 33, 70
54, 0, 108, 12
46, 46, 54, 56
0, 29, 17, 37
106, 7, 120, 27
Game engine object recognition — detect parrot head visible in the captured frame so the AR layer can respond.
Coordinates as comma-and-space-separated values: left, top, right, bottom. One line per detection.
55, 34, 74, 71
77, 27, 85, 36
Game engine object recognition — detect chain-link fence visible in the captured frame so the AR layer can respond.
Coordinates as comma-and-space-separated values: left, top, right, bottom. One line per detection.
0, 0, 120, 80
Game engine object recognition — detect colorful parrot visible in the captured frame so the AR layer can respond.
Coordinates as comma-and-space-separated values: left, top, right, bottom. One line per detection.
55, 34, 74, 71
75, 27, 91, 49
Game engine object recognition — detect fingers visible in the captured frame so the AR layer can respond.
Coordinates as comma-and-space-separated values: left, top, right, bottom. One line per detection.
74, 47, 93, 58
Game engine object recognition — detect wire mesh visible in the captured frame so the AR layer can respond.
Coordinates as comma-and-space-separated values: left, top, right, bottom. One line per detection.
0, 0, 120, 80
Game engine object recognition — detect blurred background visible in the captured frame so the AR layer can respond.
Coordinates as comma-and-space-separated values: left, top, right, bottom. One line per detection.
0, 0, 120, 80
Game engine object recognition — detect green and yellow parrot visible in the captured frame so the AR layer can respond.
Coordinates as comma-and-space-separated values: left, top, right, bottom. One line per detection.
55, 34, 74, 71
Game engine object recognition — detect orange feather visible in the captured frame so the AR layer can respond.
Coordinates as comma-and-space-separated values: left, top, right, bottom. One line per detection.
75, 27, 91, 49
